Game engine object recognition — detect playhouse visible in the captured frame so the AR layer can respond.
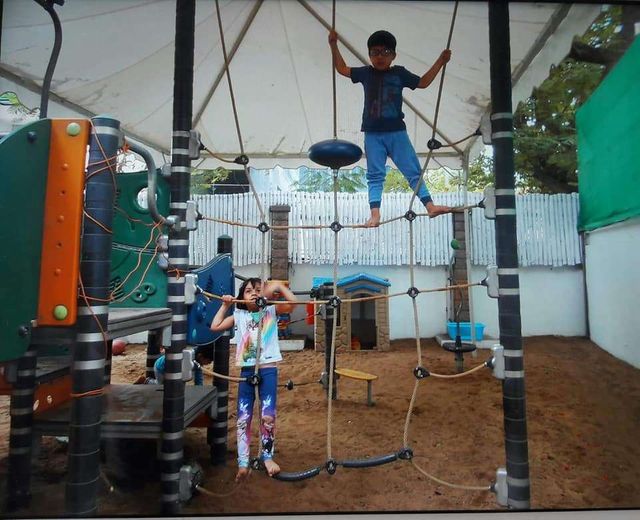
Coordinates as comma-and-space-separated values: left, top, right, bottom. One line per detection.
314, 273, 391, 352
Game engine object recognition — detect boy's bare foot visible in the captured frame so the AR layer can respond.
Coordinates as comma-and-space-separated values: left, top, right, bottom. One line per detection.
235, 467, 251, 483
263, 459, 281, 477
426, 202, 452, 218
365, 208, 381, 227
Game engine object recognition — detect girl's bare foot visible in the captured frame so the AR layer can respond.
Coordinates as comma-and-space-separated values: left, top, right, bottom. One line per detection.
426, 202, 452, 218
365, 208, 381, 227
235, 467, 251, 483
263, 459, 280, 477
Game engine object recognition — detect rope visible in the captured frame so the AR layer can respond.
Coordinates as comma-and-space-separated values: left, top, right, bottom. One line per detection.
331, 0, 337, 139
411, 460, 491, 491
429, 361, 488, 379
196, 482, 244, 498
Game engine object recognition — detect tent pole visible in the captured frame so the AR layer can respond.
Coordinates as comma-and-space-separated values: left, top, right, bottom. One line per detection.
488, 2, 531, 509
161, 0, 196, 515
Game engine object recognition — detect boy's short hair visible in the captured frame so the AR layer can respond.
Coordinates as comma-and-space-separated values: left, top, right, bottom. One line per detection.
367, 30, 396, 52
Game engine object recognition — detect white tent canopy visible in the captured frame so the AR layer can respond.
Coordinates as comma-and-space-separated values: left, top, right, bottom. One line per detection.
1, 1, 601, 170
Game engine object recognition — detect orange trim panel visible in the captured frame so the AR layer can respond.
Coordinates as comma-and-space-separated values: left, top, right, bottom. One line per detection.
38, 120, 90, 326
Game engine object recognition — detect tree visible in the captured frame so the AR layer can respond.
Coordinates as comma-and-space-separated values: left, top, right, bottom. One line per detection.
511, 5, 635, 193
292, 166, 366, 193
191, 167, 231, 194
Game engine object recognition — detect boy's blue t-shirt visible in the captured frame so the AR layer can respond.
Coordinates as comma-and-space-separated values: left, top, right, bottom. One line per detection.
350, 65, 420, 132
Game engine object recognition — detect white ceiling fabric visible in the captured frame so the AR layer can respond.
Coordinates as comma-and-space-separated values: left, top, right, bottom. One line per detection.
1, 1, 601, 169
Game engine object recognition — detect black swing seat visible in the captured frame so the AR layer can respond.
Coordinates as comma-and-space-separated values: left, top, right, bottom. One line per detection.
271, 466, 323, 482
340, 452, 398, 468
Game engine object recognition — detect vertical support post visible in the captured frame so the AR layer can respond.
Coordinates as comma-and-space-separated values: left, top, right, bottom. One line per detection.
7, 347, 37, 510
146, 329, 163, 379
161, 0, 196, 514
103, 339, 113, 384
66, 115, 120, 516
209, 333, 230, 465
209, 235, 233, 465
488, 2, 530, 509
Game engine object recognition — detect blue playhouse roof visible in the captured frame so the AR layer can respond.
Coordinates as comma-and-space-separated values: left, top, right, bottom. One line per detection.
312, 273, 390, 288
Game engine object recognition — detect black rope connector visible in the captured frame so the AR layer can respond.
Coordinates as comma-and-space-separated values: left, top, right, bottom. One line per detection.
284, 379, 294, 390
398, 447, 414, 460
413, 366, 430, 379
327, 296, 341, 308
404, 210, 417, 222
257, 222, 270, 233
246, 373, 262, 387
330, 221, 343, 233
254, 296, 268, 309
250, 458, 263, 470
309, 288, 319, 299
427, 138, 442, 150
325, 459, 338, 475
406, 286, 420, 299
474, 127, 482, 136
234, 154, 249, 165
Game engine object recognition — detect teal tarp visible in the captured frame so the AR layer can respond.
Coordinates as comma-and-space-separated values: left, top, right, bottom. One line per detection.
577, 36, 640, 232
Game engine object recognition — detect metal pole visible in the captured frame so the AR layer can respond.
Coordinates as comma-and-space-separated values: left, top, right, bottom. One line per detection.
65, 115, 120, 516
488, 2, 531, 509
161, 0, 196, 514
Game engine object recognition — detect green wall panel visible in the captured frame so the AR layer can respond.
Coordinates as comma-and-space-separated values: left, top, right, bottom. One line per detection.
0, 120, 51, 362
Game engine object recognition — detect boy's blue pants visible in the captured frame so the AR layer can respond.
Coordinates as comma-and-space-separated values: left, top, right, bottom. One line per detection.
364, 130, 432, 209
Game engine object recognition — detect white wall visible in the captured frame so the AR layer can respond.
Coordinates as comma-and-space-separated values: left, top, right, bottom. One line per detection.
584, 218, 640, 368
236, 263, 587, 341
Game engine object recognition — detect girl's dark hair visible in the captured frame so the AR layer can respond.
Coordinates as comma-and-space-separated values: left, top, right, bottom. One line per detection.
235, 277, 262, 310
367, 30, 396, 52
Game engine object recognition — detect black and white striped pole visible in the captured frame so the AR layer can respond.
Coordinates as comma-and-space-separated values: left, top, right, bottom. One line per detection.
65, 115, 120, 516
488, 2, 531, 509
7, 346, 37, 510
160, 0, 196, 514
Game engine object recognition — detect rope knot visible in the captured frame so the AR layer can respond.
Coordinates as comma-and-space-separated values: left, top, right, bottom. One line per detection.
246, 373, 262, 387
406, 287, 420, 299
325, 458, 338, 475
330, 221, 343, 233
254, 296, 268, 309
234, 154, 249, 165
327, 296, 341, 308
398, 447, 414, 460
427, 138, 442, 150
250, 458, 263, 470
404, 210, 417, 222
413, 366, 430, 379
257, 222, 270, 233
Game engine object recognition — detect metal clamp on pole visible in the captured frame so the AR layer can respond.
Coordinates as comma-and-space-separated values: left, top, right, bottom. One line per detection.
185, 200, 199, 231
178, 462, 203, 503
487, 344, 505, 380
493, 467, 508, 507
481, 185, 496, 220
482, 265, 499, 298
184, 273, 198, 305
188, 129, 202, 160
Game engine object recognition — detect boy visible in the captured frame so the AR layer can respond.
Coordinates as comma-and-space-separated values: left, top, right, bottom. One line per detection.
329, 29, 453, 227
135, 344, 213, 385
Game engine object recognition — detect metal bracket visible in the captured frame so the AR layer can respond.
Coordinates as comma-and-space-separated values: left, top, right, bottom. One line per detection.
482, 265, 499, 299
160, 163, 172, 178
184, 273, 198, 305
494, 467, 508, 506
156, 234, 168, 252
157, 252, 169, 271
481, 185, 496, 220
178, 462, 203, 503
188, 130, 201, 160
181, 348, 195, 382
489, 344, 505, 380
185, 200, 198, 231
480, 113, 492, 145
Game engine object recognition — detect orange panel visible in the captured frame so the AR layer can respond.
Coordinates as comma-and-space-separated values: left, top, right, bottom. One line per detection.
33, 375, 72, 415
38, 120, 90, 326
188, 413, 214, 428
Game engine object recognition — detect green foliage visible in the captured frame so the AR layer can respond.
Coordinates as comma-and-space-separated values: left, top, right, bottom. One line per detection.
292, 166, 366, 193
191, 167, 231, 194
512, 5, 626, 193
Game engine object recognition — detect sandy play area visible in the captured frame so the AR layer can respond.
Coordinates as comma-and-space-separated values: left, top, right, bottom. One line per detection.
1, 335, 639, 517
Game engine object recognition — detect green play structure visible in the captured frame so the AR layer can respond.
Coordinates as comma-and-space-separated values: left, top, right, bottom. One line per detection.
577, 36, 640, 232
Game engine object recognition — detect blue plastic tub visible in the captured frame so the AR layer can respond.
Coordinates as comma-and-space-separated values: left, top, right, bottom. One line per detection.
447, 322, 485, 341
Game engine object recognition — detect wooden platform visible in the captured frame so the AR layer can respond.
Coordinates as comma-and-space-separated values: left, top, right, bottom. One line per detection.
34, 384, 217, 439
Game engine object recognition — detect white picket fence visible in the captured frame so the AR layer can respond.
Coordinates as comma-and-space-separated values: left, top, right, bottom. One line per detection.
190, 192, 582, 267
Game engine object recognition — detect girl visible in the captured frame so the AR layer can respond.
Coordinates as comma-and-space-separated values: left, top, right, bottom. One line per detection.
211, 278, 296, 482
